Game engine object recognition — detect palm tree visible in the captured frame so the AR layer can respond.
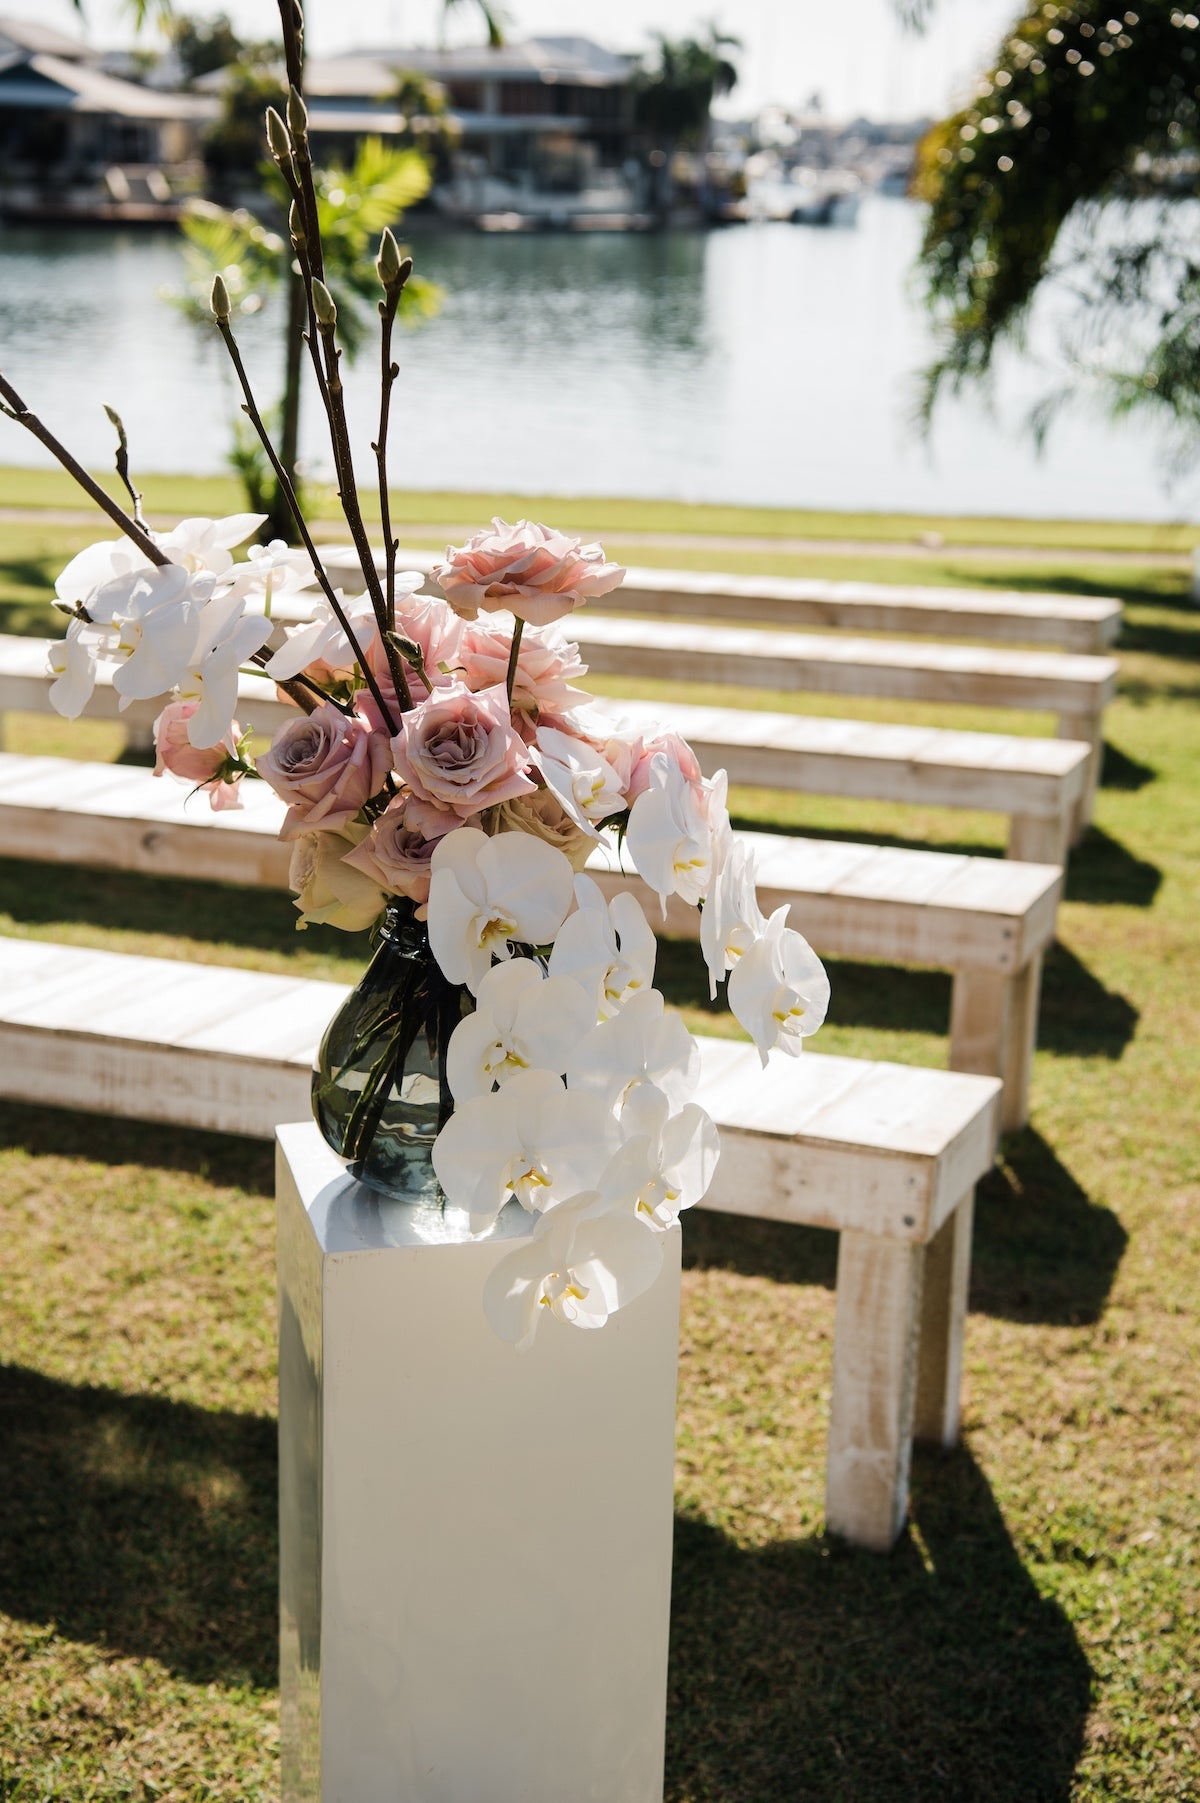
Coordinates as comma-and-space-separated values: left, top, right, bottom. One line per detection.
440, 0, 509, 51
635, 24, 740, 224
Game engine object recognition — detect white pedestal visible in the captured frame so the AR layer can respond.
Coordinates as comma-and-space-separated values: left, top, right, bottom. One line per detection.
276, 1122, 682, 1803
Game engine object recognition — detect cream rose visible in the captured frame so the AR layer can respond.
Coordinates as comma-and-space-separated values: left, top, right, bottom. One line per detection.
486, 787, 596, 871
289, 825, 385, 933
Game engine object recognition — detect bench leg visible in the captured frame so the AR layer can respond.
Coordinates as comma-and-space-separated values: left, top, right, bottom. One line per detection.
1008, 809, 1070, 867
1058, 709, 1103, 843
825, 1230, 923, 1553
1000, 951, 1042, 1134
913, 1189, 975, 1448
949, 967, 1012, 1086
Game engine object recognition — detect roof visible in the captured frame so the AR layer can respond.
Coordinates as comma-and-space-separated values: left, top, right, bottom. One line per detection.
0, 14, 94, 60
0, 51, 216, 119
307, 35, 637, 98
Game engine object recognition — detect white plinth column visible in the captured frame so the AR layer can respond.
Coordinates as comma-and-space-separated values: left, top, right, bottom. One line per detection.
277, 1122, 682, 1803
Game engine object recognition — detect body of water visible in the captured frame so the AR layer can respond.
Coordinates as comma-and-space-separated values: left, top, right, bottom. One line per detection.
0, 197, 1187, 521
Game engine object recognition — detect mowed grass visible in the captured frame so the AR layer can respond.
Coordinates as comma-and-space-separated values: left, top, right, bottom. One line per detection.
0, 493, 1198, 1800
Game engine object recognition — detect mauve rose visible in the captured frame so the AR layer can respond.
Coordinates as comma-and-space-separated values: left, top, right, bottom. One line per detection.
341, 792, 459, 906
626, 729, 704, 806
459, 617, 588, 738
391, 680, 535, 819
486, 788, 595, 871
258, 700, 392, 840
432, 518, 625, 627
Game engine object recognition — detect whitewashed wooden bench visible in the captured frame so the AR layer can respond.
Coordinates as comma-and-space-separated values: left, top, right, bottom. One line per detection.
0, 752, 1059, 1130
0, 636, 1091, 867
323, 545, 1125, 654
0, 934, 1001, 1551
567, 616, 1117, 834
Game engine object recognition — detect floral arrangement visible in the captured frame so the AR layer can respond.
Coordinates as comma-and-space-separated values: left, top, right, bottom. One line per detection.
0, 0, 828, 1349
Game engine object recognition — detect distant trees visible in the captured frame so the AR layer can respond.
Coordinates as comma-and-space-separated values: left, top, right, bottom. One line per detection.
440, 0, 510, 50
914, 2, 1200, 461
635, 25, 739, 220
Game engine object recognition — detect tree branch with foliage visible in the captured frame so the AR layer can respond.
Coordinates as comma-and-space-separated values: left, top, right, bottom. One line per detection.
914, 2, 1200, 457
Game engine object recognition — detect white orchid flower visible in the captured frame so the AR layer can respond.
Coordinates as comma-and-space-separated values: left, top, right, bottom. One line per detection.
221, 539, 317, 609
726, 905, 831, 1066
102, 565, 207, 707
265, 588, 380, 680
609, 1086, 720, 1231
156, 514, 266, 576
567, 987, 700, 1119
46, 617, 114, 719
54, 538, 150, 609
532, 725, 626, 834
548, 874, 657, 1020
432, 1067, 620, 1232
482, 1186, 664, 1351
625, 754, 726, 911
700, 832, 766, 1000
176, 590, 274, 748
445, 958, 597, 1103
426, 827, 576, 993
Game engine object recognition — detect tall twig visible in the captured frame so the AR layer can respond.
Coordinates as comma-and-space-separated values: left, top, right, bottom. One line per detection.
373, 231, 413, 633
210, 284, 400, 736
0, 370, 167, 567
103, 404, 149, 533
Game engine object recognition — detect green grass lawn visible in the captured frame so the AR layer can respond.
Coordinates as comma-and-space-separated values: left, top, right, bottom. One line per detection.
0, 494, 1198, 1800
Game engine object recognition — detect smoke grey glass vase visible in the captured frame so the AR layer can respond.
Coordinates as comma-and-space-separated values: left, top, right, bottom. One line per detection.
312, 902, 467, 1203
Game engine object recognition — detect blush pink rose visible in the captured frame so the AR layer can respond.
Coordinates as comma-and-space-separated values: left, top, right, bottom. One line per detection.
459, 619, 588, 739
341, 792, 459, 907
626, 728, 704, 806
154, 699, 245, 811
391, 680, 535, 819
258, 700, 392, 840
431, 518, 625, 627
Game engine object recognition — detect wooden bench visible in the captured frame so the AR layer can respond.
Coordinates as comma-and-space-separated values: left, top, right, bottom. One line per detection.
322, 545, 1125, 655
0, 934, 1001, 1551
568, 615, 1116, 834
0, 751, 1060, 1130
0, 636, 1091, 868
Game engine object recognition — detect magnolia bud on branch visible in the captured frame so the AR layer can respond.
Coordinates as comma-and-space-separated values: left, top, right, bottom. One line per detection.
265, 106, 292, 165
210, 274, 231, 322
311, 278, 337, 328
287, 86, 309, 142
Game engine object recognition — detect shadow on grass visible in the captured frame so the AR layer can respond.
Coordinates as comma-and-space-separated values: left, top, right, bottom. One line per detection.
1038, 941, 1139, 1060
1099, 740, 1156, 792
667, 1449, 1091, 1803
682, 1126, 1124, 1329
2, 1365, 1090, 1800
1064, 827, 1162, 908
730, 811, 1003, 861
972, 1128, 1127, 1327
0, 1096, 275, 1193
0, 854, 369, 966
0, 1365, 277, 1690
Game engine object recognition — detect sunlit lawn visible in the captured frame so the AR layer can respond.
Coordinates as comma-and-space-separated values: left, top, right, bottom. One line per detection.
0, 489, 1198, 1800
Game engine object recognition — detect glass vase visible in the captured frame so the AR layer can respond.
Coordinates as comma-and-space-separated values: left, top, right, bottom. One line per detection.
312, 901, 467, 1204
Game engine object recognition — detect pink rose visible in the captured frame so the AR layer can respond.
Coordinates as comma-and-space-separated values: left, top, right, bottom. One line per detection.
432, 518, 625, 627
258, 700, 392, 840
154, 698, 245, 811
459, 619, 588, 739
391, 680, 535, 819
341, 792, 459, 907
626, 729, 704, 806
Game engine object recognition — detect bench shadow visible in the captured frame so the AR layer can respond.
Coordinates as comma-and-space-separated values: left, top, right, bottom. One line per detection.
729, 811, 1004, 862
972, 1128, 1126, 1327
1098, 740, 1155, 792
0, 1097, 275, 1193
1064, 828, 1161, 907
1037, 940, 1139, 1059
667, 1448, 1091, 1802
0, 1364, 277, 1690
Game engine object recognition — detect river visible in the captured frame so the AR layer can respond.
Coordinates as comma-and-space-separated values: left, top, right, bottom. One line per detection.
0, 196, 1186, 521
